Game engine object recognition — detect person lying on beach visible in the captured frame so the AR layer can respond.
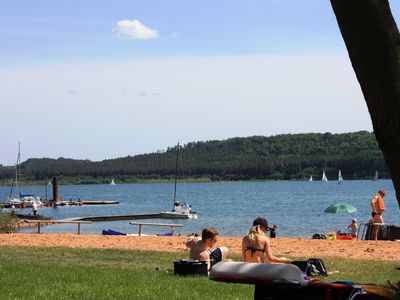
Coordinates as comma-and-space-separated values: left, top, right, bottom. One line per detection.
186, 227, 229, 270
242, 217, 292, 264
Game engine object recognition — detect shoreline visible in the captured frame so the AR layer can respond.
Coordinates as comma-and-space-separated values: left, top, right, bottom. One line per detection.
0, 234, 399, 261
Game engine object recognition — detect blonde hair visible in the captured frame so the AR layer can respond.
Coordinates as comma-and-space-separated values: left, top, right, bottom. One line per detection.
247, 225, 263, 243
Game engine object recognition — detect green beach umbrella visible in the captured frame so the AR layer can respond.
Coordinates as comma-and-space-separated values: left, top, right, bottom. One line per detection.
324, 203, 357, 214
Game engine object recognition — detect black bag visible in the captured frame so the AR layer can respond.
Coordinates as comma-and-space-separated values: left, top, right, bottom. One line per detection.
173, 259, 208, 276
292, 258, 328, 276
307, 258, 328, 276
312, 233, 326, 239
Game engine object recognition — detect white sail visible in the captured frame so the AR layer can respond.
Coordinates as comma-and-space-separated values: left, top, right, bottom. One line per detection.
322, 171, 328, 182
338, 169, 343, 184
373, 170, 378, 181
110, 179, 116, 185
309, 175, 313, 182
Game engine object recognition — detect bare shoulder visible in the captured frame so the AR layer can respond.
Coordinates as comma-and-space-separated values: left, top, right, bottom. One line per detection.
186, 236, 200, 247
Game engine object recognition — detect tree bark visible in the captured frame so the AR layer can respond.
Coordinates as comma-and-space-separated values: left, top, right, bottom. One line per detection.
331, 0, 400, 209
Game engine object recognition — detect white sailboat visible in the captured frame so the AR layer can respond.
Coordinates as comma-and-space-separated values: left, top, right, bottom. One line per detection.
160, 143, 197, 219
321, 171, 328, 182
338, 169, 344, 184
110, 179, 116, 185
372, 170, 378, 181
48, 180, 52, 186
309, 175, 313, 182
6, 143, 43, 208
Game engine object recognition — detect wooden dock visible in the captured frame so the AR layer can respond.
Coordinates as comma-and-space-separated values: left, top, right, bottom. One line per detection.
73, 213, 163, 222
58, 200, 119, 206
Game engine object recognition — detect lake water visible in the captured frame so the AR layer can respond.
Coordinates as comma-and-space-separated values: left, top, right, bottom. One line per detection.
1, 180, 399, 238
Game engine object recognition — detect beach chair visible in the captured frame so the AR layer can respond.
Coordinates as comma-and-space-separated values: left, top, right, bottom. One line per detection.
209, 262, 395, 300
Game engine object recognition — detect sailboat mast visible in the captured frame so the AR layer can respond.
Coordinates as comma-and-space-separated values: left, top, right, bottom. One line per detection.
173, 143, 179, 210
9, 142, 21, 200
16, 142, 20, 198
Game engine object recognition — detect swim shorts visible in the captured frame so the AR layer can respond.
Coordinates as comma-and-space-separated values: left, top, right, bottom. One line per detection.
208, 248, 223, 265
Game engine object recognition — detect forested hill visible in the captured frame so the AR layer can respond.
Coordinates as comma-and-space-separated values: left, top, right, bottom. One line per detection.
0, 131, 389, 184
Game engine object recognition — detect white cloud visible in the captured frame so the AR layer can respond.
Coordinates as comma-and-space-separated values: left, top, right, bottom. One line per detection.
114, 19, 159, 40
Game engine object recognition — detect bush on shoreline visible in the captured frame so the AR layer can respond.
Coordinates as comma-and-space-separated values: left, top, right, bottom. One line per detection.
0, 205, 17, 233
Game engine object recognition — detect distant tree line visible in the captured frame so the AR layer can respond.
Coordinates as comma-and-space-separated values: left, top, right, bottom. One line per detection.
0, 131, 389, 184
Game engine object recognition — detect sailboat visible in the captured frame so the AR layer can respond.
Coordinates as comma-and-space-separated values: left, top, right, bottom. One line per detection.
47, 180, 52, 186
372, 170, 378, 181
6, 143, 43, 208
338, 169, 344, 184
110, 179, 116, 185
160, 143, 197, 219
309, 175, 313, 182
321, 171, 328, 182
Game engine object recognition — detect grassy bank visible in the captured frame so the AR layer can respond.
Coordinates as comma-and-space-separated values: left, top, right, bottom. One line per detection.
0, 246, 398, 299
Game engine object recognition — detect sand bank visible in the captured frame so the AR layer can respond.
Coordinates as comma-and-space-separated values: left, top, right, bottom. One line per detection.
0, 234, 399, 261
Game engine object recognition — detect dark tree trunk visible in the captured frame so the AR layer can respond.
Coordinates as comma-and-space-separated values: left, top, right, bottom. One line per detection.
330, 0, 400, 209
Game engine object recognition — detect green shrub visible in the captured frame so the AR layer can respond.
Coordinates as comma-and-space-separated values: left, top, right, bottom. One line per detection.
0, 205, 17, 232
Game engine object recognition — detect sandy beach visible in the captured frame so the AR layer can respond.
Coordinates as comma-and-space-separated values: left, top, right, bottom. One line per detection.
0, 234, 399, 261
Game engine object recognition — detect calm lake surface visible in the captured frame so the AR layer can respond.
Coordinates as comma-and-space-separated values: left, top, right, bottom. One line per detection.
1, 180, 399, 237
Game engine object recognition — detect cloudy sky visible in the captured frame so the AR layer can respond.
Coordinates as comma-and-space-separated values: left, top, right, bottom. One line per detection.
1, 0, 399, 165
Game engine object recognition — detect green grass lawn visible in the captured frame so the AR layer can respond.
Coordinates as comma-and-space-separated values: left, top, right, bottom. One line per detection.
0, 246, 398, 299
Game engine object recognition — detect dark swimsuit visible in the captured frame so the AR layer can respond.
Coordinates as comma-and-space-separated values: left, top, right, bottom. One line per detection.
245, 247, 265, 257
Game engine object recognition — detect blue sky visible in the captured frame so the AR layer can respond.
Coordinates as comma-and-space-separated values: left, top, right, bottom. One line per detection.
1, 0, 399, 165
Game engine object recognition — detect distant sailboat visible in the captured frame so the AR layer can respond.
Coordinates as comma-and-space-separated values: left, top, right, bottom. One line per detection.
322, 171, 328, 182
47, 180, 52, 186
309, 175, 313, 182
338, 169, 344, 184
373, 170, 378, 181
110, 179, 116, 185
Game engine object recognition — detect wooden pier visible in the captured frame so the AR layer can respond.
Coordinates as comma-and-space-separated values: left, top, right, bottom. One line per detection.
58, 200, 119, 206
74, 213, 163, 222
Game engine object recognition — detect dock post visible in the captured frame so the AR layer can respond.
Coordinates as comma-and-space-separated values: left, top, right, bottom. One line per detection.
138, 224, 142, 236
52, 176, 58, 206
78, 223, 81, 235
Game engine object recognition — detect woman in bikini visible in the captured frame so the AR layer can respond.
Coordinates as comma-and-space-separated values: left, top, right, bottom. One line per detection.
241, 217, 292, 264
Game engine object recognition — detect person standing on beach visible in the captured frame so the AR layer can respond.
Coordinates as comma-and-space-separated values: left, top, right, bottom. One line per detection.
32, 200, 38, 216
270, 224, 277, 238
370, 189, 386, 240
242, 217, 292, 264
347, 218, 358, 238
186, 227, 229, 270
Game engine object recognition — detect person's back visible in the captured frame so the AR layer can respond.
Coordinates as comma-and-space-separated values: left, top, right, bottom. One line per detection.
242, 231, 268, 263
242, 217, 292, 264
